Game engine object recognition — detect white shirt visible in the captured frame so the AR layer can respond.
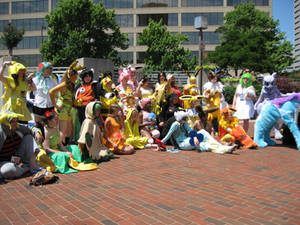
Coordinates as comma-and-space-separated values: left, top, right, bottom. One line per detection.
33, 76, 57, 108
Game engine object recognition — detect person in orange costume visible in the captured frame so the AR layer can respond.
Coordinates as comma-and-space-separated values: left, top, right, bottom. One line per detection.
103, 104, 135, 155
219, 107, 257, 149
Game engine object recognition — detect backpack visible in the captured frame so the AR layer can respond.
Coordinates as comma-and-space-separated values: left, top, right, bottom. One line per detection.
29, 169, 59, 186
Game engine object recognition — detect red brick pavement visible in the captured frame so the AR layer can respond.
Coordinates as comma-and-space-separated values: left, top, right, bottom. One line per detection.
1, 119, 300, 225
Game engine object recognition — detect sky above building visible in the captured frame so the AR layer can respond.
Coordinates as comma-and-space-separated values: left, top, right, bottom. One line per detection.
273, 0, 294, 45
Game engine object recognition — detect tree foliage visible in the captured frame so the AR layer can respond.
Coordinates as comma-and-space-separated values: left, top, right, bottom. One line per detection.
208, 3, 295, 74
138, 19, 197, 72
0, 23, 24, 56
40, 0, 128, 66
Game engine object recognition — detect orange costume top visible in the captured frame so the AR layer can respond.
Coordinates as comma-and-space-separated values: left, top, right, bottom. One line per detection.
103, 116, 128, 152
75, 83, 95, 106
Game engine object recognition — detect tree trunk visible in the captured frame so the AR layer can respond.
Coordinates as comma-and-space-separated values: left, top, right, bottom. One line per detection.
9, 48, 13, 56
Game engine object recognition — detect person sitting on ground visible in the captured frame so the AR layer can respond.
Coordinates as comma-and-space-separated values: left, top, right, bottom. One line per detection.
78, 101, 113, 161
0, 111, 43, 182
124, 108, 149, 149
139, 98, 162, 151
42, 109, 98, 174
161, 111, 236, 154
158, 93, 181, 131
219, 107, 258, 149
103, 104, 135, 155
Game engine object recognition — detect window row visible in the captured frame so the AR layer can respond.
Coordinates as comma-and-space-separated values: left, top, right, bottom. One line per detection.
0, 36, 47, 50
125, 31, 220, 46
97, 0, 268, 8
12, 0, 48, 14
117, 51, 213, 64
0, 2, 9, 15
0, 20, 9, 32
12, 18, 47, 31
227, 0, 269, 6
116, 13, 224, 27
182, 32, 221, 45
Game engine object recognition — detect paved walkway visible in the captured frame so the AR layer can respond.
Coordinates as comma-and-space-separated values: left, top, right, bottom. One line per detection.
1, 141, 300, 225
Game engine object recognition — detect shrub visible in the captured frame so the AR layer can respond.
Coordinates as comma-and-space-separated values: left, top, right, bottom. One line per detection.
223, 85, 236, 104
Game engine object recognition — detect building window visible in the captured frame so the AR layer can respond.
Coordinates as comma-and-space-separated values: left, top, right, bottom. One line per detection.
182, 32, 221, 45
12, 18, 47, 31
182, 13, 224, 26
116, 15, 133, 27
52, 0, 59, 9
117, 52, 133, 64
137, 52, 146, 63
137, 13, 178, 26
127, 33, 134, 46
16, 36, 46, 49
95, 0, 133, 8
182, 32, 198, 45
227, 0, 269, 6
12, 0, 49, 14
137, 0, 178, 8
14, 54, 43, 67
0, 20, 9, 32
0, 2, 9, 15
182, 0, 223, 7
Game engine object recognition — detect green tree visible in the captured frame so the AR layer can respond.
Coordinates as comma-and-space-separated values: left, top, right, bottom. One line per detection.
0, 23, 24, 56
138, 19, 197, 71
208, 3, 295, 75
40, 0, 128, 66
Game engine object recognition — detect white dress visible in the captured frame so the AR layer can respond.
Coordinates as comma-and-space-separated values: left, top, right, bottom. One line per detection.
234, 84, 255, 120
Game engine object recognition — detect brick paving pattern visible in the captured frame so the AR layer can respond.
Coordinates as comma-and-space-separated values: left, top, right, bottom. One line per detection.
1, 140, 300, 225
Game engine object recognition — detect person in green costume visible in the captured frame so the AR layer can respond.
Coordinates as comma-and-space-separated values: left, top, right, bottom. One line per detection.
42, 109, 98, 174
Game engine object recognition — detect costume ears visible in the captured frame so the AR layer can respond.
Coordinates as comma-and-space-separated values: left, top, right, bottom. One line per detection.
188, 130, 204, 146
271, 72, 277, 79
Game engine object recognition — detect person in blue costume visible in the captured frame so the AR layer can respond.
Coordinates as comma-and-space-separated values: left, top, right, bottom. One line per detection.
161, 111, 235, 154
254, 93, 300, 150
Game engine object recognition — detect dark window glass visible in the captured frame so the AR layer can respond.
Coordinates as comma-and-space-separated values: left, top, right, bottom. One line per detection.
95, 0, 133, 8
182, 13, 224, 26
137, 52, 146, 63
117, 52, 134, 64
0, 20, 9, 32
0, 3, 9, 15
15, 54, 43, 67
182, 0, 223, 7
16, 36, 45, 49
116, 15, 133, 27
182, 32, 221, 45
127, 33, 134, 46
12, 18, 47, 31
137, 0, 178, 8
137, 13, 178, 26
52, 0, 59, 9
12, 0, 48, 14
227, 0, 269, 6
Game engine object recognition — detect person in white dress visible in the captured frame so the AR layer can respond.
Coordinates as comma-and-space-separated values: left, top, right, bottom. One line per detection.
232, 73, 256, 133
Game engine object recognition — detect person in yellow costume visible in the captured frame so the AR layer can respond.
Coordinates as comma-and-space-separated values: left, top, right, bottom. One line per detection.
42, 109, 98, 174
0, 61, 36, 123
124, 108, 148, 149
203, 72, 224, 135
99, 76, 118, 119
219, 107, 257, 149
49, 61, 85, 145
182, 69, 201, 110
